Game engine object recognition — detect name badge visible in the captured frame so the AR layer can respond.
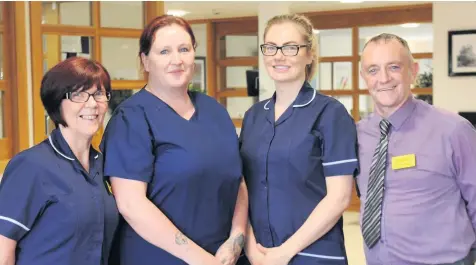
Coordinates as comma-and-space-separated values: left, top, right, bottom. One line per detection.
391, 154, 416, 170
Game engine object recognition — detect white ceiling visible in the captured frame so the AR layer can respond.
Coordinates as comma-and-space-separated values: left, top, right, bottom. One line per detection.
164, 1, 431, 20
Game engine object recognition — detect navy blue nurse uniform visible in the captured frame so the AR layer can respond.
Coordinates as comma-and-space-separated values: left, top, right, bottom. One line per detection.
0, 128, 119, 265
100, 88, 243, 265
240, 82, 359, 265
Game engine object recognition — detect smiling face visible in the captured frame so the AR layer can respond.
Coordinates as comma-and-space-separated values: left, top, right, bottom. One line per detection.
141, 24, 195, 90
263, 22, 312, 85
60, 85, 108, 138
360, 39, 419, 117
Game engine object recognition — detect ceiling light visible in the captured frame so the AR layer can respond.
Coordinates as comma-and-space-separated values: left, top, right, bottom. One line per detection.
167, 10, 189, 17
401, 23, 420, 28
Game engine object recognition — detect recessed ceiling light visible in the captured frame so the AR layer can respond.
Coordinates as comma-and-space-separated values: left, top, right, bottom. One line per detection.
167, 10, 189, 17
401, 23, 420, 28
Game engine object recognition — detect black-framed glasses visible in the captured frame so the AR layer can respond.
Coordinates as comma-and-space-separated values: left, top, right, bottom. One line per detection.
260, 44, 310, 56
65, 90, 111, 103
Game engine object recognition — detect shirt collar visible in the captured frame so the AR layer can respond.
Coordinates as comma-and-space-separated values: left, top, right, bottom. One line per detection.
387, 95, 417, 130
263, 81, 316, 111
48, 128, 100, 162
370, 95, 416, 131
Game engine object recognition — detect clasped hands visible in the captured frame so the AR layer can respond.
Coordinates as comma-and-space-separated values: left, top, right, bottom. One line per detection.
247, 243, 294, 265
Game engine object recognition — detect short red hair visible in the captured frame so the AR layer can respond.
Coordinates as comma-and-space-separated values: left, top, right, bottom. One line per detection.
139, 15, 196, 58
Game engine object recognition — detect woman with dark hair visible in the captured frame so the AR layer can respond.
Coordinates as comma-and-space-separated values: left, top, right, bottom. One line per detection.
100, 15, 248, 265
0, 57, 119, 265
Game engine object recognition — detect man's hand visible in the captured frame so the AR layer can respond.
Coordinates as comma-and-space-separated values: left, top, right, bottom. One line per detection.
215, 233, 245, 265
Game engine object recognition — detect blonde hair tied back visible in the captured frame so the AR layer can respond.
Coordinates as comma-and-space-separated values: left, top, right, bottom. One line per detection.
263, 14, 319, 82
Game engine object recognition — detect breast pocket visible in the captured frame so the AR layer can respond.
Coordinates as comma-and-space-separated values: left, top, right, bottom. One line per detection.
389, 152, 453, 188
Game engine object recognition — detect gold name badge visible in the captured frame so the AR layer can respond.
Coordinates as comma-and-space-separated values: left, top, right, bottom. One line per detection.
391, 154, 416, 170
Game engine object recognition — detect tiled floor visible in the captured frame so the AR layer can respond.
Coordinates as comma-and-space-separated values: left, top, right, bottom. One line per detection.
343, 211, 366, 265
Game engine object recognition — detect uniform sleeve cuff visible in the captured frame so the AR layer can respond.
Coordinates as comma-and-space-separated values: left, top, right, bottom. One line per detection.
0, 216, 30, 241
322, 159, 358, 177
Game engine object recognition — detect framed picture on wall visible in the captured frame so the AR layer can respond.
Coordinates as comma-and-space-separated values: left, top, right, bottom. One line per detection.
188, 56, 206, 93
448, 29, 476, 76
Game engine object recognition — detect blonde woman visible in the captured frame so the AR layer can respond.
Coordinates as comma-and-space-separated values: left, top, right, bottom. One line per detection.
240, 14, 358, 265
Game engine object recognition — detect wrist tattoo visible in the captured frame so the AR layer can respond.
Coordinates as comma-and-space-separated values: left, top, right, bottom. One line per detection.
232, 233, 245, 254
175, 231, 188, 245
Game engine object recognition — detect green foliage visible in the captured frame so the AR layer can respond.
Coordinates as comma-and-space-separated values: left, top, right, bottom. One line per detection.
415, 70, 432, 88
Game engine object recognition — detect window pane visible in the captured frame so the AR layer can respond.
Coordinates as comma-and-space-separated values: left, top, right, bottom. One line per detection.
101, 37, 141, 80
226, 66, 256, 89
359, 23, 433, 54
43, 35, 93, 74
333, 96, 353, 115
42, 1, 92, 26
359, 95, 374, 120
358, 60, 366, 89
333, 62, 352, 90
313, 62, 352, 90
105, 89, 141, 127
100, 2, 143, 29
414, 58, 433, 88
0, 91, 4, 138
224, 35, 259, 58
191, 24, 207, 57
190, 57, 206, 94
318, 28, 352, 57
226, 97, 258, 120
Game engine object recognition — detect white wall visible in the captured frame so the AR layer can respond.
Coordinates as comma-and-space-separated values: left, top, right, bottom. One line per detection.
433, 2, 476, 112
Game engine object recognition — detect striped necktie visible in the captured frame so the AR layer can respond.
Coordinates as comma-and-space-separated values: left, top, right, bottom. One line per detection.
362, 119, 391, 249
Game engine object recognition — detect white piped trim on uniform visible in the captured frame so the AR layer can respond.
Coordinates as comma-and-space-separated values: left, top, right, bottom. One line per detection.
48, 135, 75, 161
297, 252, 345, 260
263, 100, 271, 110
322, 158, 358, 167
293, 89, 316, 108
0, 215, 30, 231
263, 89, 317, 110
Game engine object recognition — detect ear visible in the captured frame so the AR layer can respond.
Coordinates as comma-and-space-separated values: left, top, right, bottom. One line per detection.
140, 52, 150, 72
306, 51, 313, 66
410, 61, 419, 83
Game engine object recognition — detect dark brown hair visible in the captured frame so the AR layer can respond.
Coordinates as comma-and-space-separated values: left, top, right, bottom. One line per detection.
139, 15, 196, 60
40, 56, 111, 128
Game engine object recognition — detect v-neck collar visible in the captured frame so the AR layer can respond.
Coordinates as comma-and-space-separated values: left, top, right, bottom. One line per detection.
263, 81, 317, 126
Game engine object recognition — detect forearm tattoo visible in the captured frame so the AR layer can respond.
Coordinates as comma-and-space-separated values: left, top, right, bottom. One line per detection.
232, 233, 245, 255
175, 231, 188, 245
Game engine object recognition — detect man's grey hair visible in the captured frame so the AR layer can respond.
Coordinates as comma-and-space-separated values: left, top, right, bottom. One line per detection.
362, 33, 414, 62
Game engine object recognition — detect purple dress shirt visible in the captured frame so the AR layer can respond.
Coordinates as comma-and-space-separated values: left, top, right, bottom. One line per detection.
356, 96, 476, 265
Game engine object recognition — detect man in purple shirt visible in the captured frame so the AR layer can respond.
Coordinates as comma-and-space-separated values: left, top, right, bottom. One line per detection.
357, 33, 476, 265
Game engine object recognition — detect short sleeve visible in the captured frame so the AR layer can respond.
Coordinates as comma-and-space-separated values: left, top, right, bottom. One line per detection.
0, 156, 47, 241
100, 107, 155, 183
318, 101, 359, 177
